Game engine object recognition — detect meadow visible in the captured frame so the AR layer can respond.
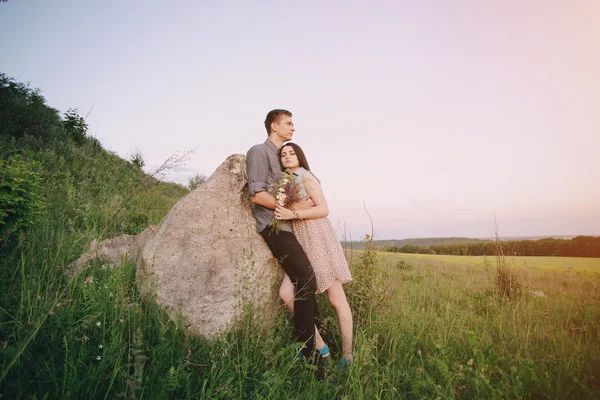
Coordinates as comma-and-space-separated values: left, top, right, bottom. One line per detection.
375, 252, 600, 273
2, 231, 599, 398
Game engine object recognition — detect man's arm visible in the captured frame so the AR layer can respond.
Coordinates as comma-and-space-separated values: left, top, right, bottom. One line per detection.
251, 191, 277, 209
289, 195, 315, 211
246, 145, 276, 209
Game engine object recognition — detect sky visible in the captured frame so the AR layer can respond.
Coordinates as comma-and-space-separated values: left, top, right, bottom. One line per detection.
1, 0, 599, 240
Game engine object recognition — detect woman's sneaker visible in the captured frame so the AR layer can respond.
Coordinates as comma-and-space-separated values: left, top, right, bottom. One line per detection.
296, 344, 330, 360
318, 345, 330, 358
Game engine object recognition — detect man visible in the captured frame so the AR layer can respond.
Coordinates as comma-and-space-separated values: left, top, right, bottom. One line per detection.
246, 109, 317, 359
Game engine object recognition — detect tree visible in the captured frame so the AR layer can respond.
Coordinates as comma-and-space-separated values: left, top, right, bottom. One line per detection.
63, 108, 88, 145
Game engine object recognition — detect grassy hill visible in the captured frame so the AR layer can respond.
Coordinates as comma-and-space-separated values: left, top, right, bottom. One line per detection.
0, 73, 191, 396
0, 73, 188, 244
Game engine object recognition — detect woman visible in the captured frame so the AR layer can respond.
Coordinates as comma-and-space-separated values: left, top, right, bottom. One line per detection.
274, 142, 354, 364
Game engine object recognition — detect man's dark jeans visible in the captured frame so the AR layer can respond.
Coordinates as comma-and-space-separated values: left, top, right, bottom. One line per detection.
260, 228, 317, 358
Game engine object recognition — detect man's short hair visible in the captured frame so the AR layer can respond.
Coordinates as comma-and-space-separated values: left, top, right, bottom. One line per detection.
264, 109, 292, 135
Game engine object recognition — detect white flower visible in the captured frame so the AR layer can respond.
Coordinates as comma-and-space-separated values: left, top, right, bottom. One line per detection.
278, 187, 285, 193
83, 335, 89, 341
96, 355, 101, 361
98, 344, 103, 349
96, 321, 101, 327
119, 318, 124, 324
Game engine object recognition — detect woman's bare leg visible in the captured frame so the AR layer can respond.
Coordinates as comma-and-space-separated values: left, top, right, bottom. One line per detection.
326, 280, 353, 361
279, 274, 326, 350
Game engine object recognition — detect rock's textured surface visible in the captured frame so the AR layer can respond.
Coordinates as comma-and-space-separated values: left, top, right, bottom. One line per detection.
137, 154, 279, 338
67, 225, 157, 275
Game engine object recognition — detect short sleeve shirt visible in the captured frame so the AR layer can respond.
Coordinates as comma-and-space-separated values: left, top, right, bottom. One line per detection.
246, 139, 292, 233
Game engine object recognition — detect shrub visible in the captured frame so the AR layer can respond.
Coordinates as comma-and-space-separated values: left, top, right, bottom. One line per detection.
188, 174, 206, 191
0, 155, 45, 242
493, 235, 522, 300
396, 260, 413, 271
63, 108, 88, 145
347, 234, 394, 325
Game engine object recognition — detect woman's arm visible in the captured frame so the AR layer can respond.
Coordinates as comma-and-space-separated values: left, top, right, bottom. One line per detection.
275, 171, 329, 220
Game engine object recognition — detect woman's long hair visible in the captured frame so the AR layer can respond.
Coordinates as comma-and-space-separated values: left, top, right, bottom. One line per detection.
279, 142, 311, 171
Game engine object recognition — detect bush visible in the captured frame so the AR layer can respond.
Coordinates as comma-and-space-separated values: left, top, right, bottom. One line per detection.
347, 234, 394, 325
188, 174, 206, 191
0, 155, 45, 242
63, 108, 88, 145
396, 260, 413, 271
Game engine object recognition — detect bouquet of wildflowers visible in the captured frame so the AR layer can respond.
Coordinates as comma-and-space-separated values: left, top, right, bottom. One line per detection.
268, 169, 303, 232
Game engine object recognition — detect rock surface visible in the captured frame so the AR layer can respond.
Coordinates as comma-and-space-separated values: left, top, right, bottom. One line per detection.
136, 154, 280, 338
67, 225, 157, 275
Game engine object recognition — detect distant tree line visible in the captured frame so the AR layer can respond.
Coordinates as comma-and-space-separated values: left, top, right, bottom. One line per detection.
383, 236, 600, 258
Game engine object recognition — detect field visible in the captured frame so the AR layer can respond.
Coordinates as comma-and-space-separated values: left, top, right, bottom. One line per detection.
3, 238, 599, 399
374, 252, 600, 273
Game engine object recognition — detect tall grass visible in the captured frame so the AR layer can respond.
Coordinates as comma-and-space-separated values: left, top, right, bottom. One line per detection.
2, 222, 599, 398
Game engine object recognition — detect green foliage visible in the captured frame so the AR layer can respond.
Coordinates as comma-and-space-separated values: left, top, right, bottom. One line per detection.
395, 260, 413, 271
129, 149, 145, 170
0, 155, 45, 242
1, 229, 599, 398
347, 234, 394, 326
187, 173, 207, 190
384, 236, 600, 258
1, 73, 64, 149
493, 239, 522, 300
63, 108, 88, 145
346, 236, 485, 250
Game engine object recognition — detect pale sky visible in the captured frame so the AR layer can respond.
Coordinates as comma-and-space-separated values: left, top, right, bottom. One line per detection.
2, 0, 599, 240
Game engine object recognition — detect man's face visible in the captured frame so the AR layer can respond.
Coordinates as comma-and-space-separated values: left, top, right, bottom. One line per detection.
272, 115, 295, 142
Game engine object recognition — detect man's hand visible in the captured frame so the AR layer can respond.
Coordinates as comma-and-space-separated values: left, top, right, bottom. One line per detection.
289, 195, 314, 211
275, 205, 296, 220
250, 191, 277, 209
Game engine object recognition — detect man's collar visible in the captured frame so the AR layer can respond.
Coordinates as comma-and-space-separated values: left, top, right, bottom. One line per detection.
264, 139, 279, 152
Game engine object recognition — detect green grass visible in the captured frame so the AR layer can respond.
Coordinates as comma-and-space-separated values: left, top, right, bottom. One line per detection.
376, 251, 600, 273
1, 232, 599, 398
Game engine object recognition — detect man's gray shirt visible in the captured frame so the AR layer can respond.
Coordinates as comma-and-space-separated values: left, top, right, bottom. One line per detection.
246, 139, 293, 233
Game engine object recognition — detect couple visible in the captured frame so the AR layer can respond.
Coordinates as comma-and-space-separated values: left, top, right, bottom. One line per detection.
246, 109, 353, 364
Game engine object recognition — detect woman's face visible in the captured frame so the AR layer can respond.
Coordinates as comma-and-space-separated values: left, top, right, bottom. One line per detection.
281, 145, 300, 170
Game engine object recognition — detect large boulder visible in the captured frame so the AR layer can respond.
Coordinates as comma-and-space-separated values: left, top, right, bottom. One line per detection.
137, 154, 280, 338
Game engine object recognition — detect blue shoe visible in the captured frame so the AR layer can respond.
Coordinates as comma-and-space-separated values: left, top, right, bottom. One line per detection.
337, 356, 351, 371
318, 345, 330, 358
296, 345, 329, 359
